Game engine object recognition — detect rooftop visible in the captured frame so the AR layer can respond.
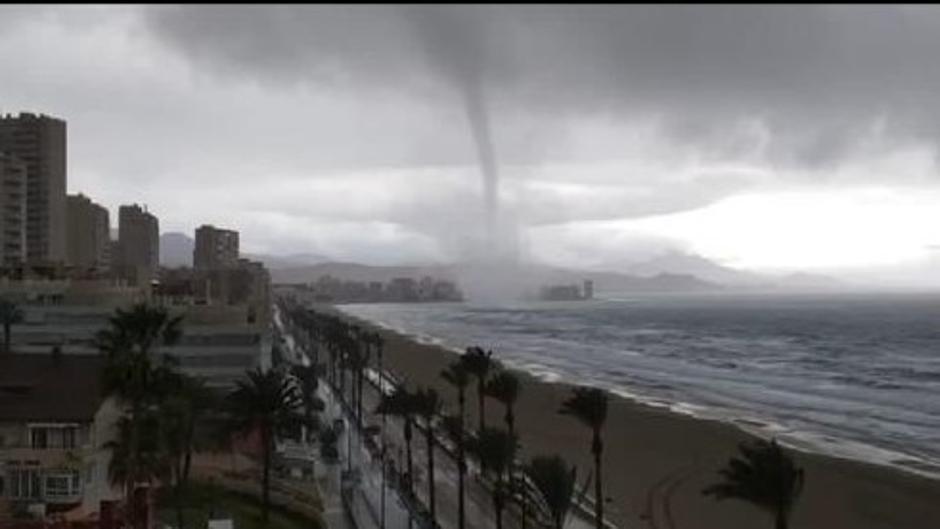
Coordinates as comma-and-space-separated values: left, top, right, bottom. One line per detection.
0, 353, 105, 422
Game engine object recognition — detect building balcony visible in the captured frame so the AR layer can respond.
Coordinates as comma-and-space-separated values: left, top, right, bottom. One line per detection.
41, 489, 83, 505
0, 445, 92, 468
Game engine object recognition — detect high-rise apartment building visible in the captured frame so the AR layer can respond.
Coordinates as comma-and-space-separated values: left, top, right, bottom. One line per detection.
0, 113, 67, 265
193, 224, 239, 270
0, 153, 26, 266
116, 204, 159, 286
66, 193, 110, 272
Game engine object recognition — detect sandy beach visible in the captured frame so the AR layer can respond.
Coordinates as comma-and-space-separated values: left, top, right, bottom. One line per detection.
324, 304, 940, 529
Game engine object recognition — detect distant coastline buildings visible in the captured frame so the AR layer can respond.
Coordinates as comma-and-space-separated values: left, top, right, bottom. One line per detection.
296, 274, 464, 303
539, 279, 594, 301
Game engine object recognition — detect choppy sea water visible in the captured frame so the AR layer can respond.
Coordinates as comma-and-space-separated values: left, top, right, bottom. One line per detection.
338, 292, 940, 479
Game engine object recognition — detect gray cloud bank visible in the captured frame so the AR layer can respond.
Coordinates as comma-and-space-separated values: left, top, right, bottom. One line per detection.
146, 5, 940, 170
3, 5, 939, 271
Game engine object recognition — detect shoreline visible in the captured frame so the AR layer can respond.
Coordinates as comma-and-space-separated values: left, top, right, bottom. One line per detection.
337, 303, 940, 483
320, 302, 940, 529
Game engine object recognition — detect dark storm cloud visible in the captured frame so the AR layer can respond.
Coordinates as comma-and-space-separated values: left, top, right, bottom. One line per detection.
4, 5, 939, 270
144, 5, 940, 170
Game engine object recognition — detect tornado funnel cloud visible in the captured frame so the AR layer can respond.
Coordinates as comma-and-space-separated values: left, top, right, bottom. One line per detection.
405, 6, 525, 301
464, 81, 499, 256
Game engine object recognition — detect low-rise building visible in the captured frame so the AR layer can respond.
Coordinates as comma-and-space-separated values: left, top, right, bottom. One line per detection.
0, 354, 121, 521
4, 304, 268, 390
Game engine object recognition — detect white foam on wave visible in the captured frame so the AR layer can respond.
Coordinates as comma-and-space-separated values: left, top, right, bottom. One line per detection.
499, 358, 564, 384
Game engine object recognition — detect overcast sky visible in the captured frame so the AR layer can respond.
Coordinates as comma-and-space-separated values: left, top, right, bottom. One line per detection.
2, 5, 939, 282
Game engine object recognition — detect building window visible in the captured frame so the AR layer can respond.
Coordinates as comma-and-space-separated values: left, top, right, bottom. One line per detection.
30, 428, 47, 449
63, 427, 76, 449
45, 475, 71, 498
28, 426, 79, 449
9, 469, 41, 500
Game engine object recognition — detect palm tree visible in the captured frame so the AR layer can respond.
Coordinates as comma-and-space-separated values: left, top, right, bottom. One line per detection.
486, 371, 523, 524
441, 360, 471, 529
462, 346, 495, 432
703, 438, 805, 529
371, 331, 388, 529
413, 386, 443, 525
0, 297, 23, 353
559, 387, 608, 529
323, 318, 347, 388
96, 303, 184, 407
97, 303, 184, 520
106, 412, 168, 529
351, 337, 372, 428
225, 367, 303, 523
96, 303, 183, 359
469, 428, 518, 529
525, 456, 578, 529
485, 371, 521, 439
160, 374, 215, 529
291, 363, 324, 440
376, 388, 418, 494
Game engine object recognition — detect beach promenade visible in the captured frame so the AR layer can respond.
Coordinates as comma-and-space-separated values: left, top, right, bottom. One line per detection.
275, 306, 599, 529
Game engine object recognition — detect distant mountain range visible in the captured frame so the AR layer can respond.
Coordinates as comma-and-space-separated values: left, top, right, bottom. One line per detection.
602, 250, 844, 291
160, 232, 194, 267
159, 238, 843, 295
241, 252, 332, 270
616, 250, 764, 286
160, 232, 330, 269
265, 250, 844, 293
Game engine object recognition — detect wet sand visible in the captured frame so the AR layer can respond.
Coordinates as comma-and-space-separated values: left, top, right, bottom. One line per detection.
326, 305, 940, 529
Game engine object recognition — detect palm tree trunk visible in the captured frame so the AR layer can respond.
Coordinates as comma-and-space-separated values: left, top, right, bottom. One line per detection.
505, 405, 514, 440
330, 350, 337, 388
357, 370, 364, 428
477, 379, 486, 432
494, 479, 504, 529
457, 392, 466, 529
775, 509, 788, 529
405, 418, 414, 495
262, 425, 272, 523
183, 419, 195, 483
505, 404, 520, 527
183, 449, 193, 483
339, 359, 347, 402
592, 430, 603, 529
129, 400, 142, 529
426, 427, 436, 524
174, 463, 185, 529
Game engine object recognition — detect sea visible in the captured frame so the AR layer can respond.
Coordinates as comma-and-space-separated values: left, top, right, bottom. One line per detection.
337, 291, 940, 479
